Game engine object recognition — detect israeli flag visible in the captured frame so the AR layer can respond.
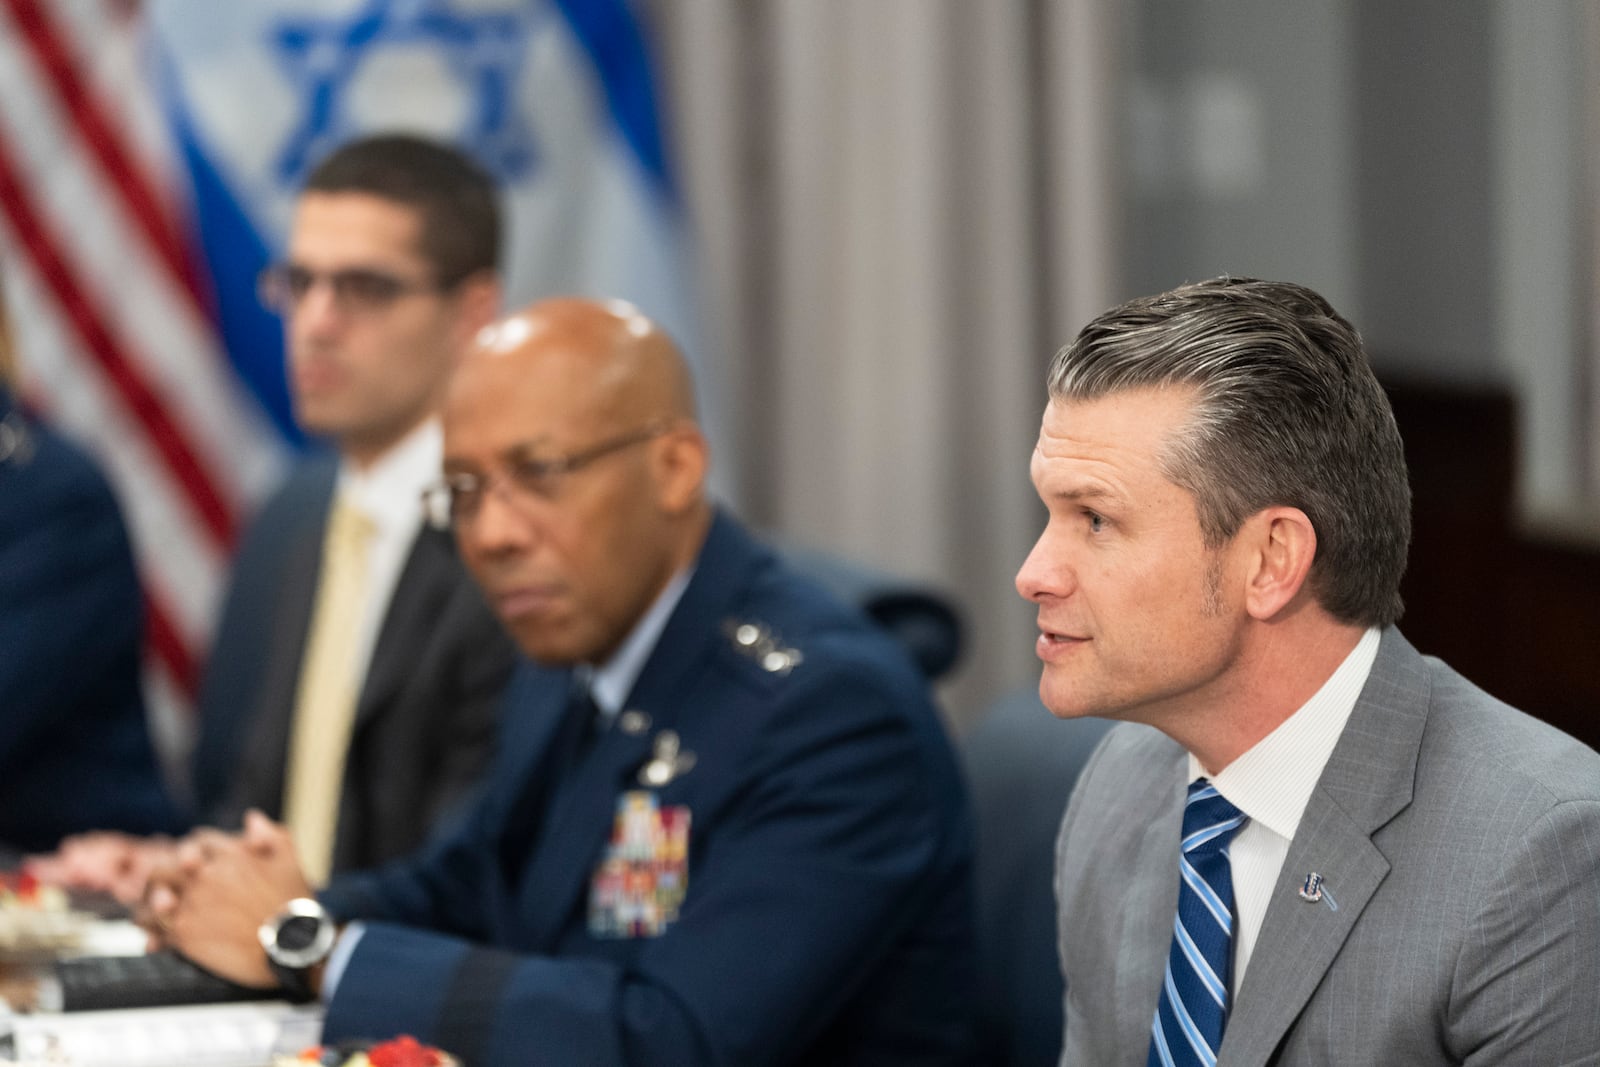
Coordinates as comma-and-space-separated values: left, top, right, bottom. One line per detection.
150, 0, 705, 448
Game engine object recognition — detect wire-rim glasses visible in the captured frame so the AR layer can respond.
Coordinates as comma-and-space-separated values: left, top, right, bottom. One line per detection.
421, 422, 671, 528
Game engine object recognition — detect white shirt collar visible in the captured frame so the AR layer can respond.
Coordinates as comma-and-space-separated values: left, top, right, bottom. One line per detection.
1190, 626, 1382, 841
588, 566, 695, 719
335, 418, 441, 534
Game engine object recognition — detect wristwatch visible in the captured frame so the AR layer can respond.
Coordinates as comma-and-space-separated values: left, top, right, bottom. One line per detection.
257, 897, 337, 1002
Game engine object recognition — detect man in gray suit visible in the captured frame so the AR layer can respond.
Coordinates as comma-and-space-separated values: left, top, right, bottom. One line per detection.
38, 134, 516, 898
1016, 277, 1600, 1066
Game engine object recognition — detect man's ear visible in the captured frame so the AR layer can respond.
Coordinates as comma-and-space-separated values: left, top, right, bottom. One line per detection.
653, 424, 709, 514
450, 272, 502, 354
1241, 506, 1317, 621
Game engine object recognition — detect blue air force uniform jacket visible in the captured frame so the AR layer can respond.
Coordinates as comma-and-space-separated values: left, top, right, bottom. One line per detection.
318, 511, 980, 1065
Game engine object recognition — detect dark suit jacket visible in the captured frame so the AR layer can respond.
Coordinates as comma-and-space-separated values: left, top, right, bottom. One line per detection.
1057, 629, 1600, 1066
0, 392, 181, 852
191, 453, 516, 872
319, 511, 980, 1066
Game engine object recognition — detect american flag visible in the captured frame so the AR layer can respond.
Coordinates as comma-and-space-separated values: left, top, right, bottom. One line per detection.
0, 0, 698, 762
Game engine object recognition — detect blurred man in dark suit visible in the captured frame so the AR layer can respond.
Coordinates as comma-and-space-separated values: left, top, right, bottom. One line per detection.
0, 268, 181, 854
35, 134, 516, 897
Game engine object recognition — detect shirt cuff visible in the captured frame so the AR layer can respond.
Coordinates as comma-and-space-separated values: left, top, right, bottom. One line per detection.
320, 920, 365, 1003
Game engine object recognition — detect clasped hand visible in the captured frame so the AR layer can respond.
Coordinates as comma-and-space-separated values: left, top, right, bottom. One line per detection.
140, 810, 315, 989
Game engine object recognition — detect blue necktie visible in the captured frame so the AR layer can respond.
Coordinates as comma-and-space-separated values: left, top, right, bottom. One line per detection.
1147, 779, 1249, 1067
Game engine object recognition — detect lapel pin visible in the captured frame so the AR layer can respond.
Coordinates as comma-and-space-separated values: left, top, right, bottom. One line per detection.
618, 709, 652, 736
1298, 872, 1338, 911
639, 729, 697, 787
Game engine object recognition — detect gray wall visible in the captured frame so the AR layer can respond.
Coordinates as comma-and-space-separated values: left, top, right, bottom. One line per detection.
1122, 0, 1591, 517
1353, 0, 1498, 382
1123, 1, 1357, 320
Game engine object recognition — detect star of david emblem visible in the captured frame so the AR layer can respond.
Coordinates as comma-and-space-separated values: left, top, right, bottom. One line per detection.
268, 0, 540, 186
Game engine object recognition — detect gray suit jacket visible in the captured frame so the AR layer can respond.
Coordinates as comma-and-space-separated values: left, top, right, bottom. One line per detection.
192, 454, 518, 872
1056, 628, 1600, 1066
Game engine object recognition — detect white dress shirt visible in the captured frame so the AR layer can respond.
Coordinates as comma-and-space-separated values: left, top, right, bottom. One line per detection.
333, 419, 440, 686
1188, 626, 1381, 996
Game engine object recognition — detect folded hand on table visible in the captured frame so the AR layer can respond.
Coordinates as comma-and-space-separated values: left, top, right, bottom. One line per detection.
141, 810, 315, 990
24, 831, 177, 906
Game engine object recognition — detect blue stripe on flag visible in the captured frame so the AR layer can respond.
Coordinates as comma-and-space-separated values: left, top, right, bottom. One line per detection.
165, 96, 301, 448
551, 0, 672, 195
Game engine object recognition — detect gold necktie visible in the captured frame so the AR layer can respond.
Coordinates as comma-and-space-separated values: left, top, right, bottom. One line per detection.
283, 494, 375, 886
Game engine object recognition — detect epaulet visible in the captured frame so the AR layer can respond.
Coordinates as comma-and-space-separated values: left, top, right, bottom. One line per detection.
722, 618, 805, 676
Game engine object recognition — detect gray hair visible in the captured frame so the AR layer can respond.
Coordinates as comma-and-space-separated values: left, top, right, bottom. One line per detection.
1047, 277, 1410, 627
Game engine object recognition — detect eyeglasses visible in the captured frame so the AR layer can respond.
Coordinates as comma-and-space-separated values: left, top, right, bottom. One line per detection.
257, 263, 445, 316
422, 423, 670, 528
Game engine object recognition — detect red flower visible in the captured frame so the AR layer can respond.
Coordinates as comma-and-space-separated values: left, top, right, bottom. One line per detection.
368, 1034, 445, 1067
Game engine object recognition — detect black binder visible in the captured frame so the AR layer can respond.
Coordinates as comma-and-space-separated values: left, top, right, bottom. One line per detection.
54, 951, 277, 1012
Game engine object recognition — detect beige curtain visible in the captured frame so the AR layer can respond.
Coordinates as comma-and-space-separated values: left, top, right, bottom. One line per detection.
651, 0, 1120, 726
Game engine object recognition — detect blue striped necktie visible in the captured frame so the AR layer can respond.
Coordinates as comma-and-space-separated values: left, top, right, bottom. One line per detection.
1147, 779, 1249, 1067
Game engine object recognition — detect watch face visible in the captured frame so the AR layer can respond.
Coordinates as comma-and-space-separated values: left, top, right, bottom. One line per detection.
260, 899, 336, 970
278, 915, 321, 953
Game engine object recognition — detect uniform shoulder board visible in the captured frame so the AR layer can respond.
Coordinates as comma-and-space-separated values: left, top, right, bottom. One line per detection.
723, 618, 804, 676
